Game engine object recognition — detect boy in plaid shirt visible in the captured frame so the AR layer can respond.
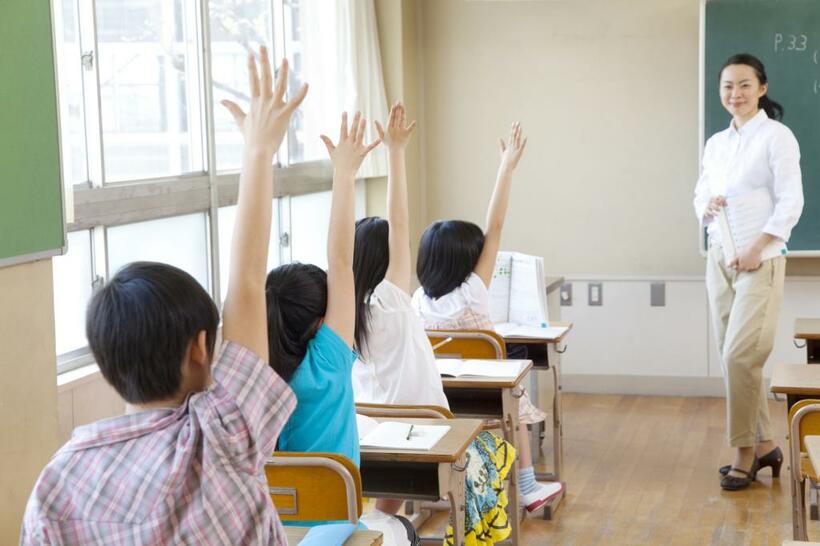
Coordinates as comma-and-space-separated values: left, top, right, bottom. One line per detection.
21, 45, 307, 546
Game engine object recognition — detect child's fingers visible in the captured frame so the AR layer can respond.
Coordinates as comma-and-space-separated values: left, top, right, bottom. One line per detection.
259, 46, 273, 97
363, 138, 382, 155
350, 111, 362, 142
247, 53, 260, 98
220, 100, 246, 126
358, 117, 367, 145
319, 135, 335, 155
285, 83, 309, 113
520, 136, 528, 151
273, 57, 289, 102
388, 104, 398, 129
374, 120, 385, 140
340, 112, 349, 141
406, 120, 417, 133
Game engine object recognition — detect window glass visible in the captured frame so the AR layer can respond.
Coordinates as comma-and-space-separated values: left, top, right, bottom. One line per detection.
52, 0, 88, 185
107, 213, 210, 289
289, 190, 331, 269
52, 230, 94, 355
209, 0, 273, 171
96, 0, 204, 181
217, 202, 281, 302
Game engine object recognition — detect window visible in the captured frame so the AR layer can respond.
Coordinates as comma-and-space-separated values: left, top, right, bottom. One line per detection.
51, 0, 366, 373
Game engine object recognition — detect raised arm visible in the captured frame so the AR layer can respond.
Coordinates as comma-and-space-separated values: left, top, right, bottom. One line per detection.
474, 122, 527, 286
320, 113, 381, 347
375, 102, 416, 293
220, 47, 308, 360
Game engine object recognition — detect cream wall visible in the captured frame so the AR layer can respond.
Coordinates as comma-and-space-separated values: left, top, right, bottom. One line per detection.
417, 0, 704, 276
0, 260, 59, 542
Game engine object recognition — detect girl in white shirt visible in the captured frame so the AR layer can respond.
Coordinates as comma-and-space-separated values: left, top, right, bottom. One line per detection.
694, 53, 803, 491
411, 124, 563, 511
353, 106, 540, 539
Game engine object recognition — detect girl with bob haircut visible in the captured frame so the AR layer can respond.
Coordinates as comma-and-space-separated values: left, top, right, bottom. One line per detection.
411, 123, 563, 512
695, 53, 803, 491
352, 104, 518, 543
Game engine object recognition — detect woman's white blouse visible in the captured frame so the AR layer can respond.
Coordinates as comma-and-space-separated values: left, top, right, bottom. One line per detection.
693, 109, 803, 250
352, 280, 449, 409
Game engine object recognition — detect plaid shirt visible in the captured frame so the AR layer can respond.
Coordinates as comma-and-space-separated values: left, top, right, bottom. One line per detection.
21, 341, 295, 546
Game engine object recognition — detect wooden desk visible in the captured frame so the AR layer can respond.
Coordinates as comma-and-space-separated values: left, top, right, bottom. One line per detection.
770, 363, 820, 409
359, 417, 483, 546
285, 527, 383, 545
440, 361, 529, 543
501, 320, 572, 520
796, 319, 820, 363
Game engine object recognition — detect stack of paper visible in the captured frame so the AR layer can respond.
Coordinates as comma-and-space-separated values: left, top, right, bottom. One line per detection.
489, 252, 548, 326
436, 358, 525, 378
717, 189, 783, 265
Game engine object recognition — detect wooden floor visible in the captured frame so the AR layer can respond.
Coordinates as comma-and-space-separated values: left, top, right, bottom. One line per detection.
418, 394, 804, 545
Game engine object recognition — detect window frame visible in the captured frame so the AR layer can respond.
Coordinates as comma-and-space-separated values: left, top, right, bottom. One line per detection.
54, 0, 335, 374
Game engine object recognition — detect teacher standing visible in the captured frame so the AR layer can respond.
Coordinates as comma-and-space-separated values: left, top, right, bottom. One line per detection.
694, 53, 804, 491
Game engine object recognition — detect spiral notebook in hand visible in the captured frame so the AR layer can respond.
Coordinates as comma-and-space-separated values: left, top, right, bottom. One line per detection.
716, 190, 784, 265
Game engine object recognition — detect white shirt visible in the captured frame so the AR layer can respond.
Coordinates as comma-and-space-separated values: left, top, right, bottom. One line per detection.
694, 109, 803, 252
411, 273, 493, 331
352, 280, 449, 409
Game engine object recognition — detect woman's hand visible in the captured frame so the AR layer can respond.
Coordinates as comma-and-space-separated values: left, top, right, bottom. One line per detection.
729, 247, 763, 272
704, 195, 726, 221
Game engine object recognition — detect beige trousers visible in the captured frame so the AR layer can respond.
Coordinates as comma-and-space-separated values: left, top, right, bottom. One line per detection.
706, 243, 785, 448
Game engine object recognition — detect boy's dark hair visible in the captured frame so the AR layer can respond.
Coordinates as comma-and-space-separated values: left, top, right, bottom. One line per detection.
416, 220, 485, 299
720, 53, 784, 121
352, 217, 390, 354
265, 263, 328, 383
86, 261, 219, 404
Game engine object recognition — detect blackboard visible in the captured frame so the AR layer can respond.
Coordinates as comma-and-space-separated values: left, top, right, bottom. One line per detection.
704, 0, 820, 253
0, 0, 66, 267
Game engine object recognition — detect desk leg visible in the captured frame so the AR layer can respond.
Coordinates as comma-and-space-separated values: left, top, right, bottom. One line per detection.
502, 388, 522, 546
442, 456, 467, 546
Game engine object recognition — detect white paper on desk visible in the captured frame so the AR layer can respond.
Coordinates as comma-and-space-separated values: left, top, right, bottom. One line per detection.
717, 190, 783, 265
494, 322, 568, 340
359, 422, 450, 450
356, 414, 379, 440
436, 358, 525, 378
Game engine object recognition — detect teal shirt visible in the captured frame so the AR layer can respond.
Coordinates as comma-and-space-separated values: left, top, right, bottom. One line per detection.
278, 325, 360, 466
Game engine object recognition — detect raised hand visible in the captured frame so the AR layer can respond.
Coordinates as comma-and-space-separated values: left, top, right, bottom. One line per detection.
320, 112, 381, 176
221, 46, 308, 156
499, 122, 528, 172
374, 102, 417, 150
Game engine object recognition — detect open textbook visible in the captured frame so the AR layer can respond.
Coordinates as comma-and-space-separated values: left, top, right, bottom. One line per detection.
436, 358, 527, 378
489, 251, 548, 326
716, 190, 785, 265
356, 414, 449, 450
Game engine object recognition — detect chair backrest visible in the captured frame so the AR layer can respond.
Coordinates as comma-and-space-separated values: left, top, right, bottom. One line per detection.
789, 399, 820, 453
266, 452, 362, 523
356, 402, 455, 419
427, 329, 507, 359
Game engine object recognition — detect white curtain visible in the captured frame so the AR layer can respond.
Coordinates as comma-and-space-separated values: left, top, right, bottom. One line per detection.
297, 0, 389, 178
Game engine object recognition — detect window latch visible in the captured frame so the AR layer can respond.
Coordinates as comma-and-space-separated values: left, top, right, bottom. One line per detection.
91, 274, 105, 292
279, 232, 290, 248
81, 51, 94, 71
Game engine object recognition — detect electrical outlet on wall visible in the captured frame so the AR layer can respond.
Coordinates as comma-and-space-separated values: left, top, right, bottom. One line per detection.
561, 282, 572, 306
588, 282, 603, 306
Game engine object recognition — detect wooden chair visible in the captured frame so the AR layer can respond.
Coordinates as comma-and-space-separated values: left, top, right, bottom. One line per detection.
427, 329, 507, 359
789, 400, 820, 540
266, 452, 362, 524
356, 402, 454, 419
